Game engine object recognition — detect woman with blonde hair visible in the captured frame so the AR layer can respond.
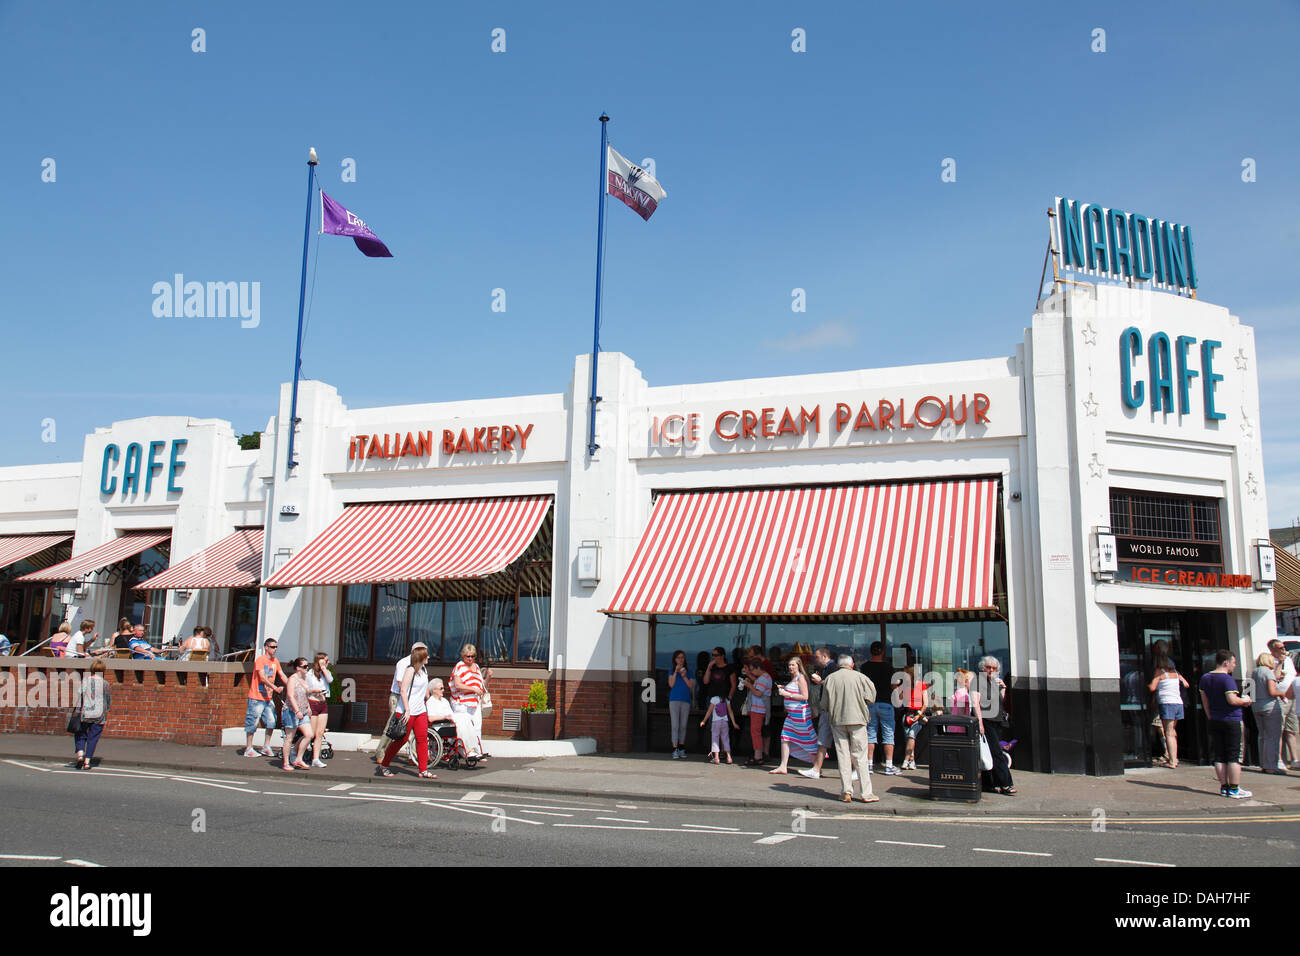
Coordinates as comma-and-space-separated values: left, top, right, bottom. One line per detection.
450, 643, 491, 761
49, 621, 73, 657
378, 645, 436, 779
1252, 652, 1288, 774
769, 656, 822, 776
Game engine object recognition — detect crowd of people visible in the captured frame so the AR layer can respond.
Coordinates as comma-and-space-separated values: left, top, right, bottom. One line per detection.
241, 638, 338, 771
666, 643, 1018, 799
28, 618, 222, 661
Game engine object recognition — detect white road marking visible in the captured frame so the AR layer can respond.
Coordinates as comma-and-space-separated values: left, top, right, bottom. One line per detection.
681, 824, 739, 831
327, 783, 355, 791
556, 824, 764, 835
461, 791, 487, 802
1094, 857, 1175, 868
421, 801, 543, 825
597, 816, 650, 824
2, 760, 51, 773
616, 804, 639, 809
64, 859, 103, 867
0, 853, 59, 860
518, 810, 573, 817
754, 833, 798, 845
263, 791, 363, 800
972, 848, 1052, 857
347, 790, 427, 802
876, 840, 946, 848
166, 777, 260, 794
793, 833, 838, 840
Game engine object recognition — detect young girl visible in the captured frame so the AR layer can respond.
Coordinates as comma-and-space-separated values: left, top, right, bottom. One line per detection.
700, 695, 740, 765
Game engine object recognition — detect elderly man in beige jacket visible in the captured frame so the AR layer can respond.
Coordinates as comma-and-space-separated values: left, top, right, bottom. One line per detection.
821, 654, 880, 803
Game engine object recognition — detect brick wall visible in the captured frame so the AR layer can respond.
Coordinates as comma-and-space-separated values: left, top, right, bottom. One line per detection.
2, 662, 639, 752
0, 662, 252, 747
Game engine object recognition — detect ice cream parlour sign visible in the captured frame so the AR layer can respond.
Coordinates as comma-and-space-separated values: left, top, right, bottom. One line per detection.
647, 391, 995, 451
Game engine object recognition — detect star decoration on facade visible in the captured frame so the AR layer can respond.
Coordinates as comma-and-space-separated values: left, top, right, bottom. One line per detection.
1082, 393, 1099, 417
1081, 322, 1097, 346
1088, 453, 1105, 479
1240, 411, 1254, 440
1234, 348, 1249, 371
1245, 473, 1259, 498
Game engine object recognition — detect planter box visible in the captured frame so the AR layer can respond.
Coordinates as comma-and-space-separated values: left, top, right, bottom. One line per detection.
522, 711, 556, 741
326, 703, 346, 731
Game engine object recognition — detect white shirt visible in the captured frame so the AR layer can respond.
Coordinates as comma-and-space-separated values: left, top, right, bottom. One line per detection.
397, 666, 428, 717
390, 656, 411, 694
1276, 655, 1296, 695
68, 633, 87, 657
427, 696, 454, 721
305, 667, 333, 698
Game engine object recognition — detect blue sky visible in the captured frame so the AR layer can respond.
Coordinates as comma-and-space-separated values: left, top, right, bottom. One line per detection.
3, 1, 1299, 526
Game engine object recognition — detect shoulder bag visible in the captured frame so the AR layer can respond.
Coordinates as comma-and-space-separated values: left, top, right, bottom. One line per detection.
66, 682, 83, 734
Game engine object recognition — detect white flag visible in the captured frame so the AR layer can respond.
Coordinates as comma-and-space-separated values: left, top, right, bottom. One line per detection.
606, 146, 666, 221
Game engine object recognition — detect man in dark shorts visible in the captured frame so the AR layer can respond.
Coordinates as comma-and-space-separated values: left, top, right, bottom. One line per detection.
1198, 650, 1253, 799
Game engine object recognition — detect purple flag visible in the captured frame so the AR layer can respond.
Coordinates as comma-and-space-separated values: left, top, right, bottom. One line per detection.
320, 190, 393, 257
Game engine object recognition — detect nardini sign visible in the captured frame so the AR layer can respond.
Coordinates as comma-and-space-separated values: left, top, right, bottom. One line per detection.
1055, 197, 1196, 294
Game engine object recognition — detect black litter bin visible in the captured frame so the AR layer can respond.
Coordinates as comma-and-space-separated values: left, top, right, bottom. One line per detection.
928, 714, 982, 803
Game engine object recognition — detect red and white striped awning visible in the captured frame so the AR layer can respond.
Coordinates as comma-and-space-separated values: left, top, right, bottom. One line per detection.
134, 528, 265, 591
0, 533, 72, 571
263, 496, 552, 589
603, 479, 999, 616
17, 530, 172, 583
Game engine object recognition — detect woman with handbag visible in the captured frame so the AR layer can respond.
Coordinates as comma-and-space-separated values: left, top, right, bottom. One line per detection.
976, 657, 1016, 794
378, 645, 436, 779
72, 660, 111, 770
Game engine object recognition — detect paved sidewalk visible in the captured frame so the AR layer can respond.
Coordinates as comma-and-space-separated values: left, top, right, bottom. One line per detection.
2, 733, 1296, 817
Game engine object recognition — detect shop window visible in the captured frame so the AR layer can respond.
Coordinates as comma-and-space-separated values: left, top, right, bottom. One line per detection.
227, 588, 259, 652
373, 583, 410, 662
1109, 489, 1221, 543
335, 517, 553, 666
408, 581, 444, 662
341, 584, 373, 660
884, 619, 1010, 706
117, 545, 170, 644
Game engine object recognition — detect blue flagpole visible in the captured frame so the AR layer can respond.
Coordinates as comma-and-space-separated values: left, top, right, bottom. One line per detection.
587, 114, 610, 458
287, 147, 319, 473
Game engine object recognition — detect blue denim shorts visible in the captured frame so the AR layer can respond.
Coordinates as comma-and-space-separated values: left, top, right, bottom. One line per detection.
281, 707, 308, 730
867, 701, 896, 744
245, 698, 276, 734
1159, 702, 1184, 721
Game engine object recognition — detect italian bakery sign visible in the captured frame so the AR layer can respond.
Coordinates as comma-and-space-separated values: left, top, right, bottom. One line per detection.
349, 424, 536, 460
1054, 197, 1196, 294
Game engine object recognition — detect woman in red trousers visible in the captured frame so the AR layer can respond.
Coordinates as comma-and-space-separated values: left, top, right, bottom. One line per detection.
378, 645, 436, 779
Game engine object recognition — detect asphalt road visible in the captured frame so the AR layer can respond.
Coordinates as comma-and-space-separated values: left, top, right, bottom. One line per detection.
0, 758, 1296, 868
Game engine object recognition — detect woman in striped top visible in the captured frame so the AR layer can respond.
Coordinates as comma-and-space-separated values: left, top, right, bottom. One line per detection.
769, 656, 822, 776
450, 644, 491, 761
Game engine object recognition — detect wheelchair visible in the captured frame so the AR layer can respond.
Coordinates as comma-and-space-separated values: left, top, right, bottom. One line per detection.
406, 720, 480, 770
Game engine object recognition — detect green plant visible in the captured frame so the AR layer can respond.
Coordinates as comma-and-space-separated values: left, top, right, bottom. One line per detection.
523, 680, 552, 713
327, 670, 344, 704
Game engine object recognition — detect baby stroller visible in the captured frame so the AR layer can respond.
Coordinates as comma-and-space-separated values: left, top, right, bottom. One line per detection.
406, 719, 480, 770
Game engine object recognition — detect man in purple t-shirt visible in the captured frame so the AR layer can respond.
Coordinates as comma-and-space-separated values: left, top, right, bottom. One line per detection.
1198, 650, 1254, 799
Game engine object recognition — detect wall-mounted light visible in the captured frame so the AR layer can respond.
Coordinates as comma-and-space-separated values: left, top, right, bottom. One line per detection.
1092, 526, 1117, 581
1256, 540, 1276, 589
175, 589, 192, 601
577, 540, 602, 587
